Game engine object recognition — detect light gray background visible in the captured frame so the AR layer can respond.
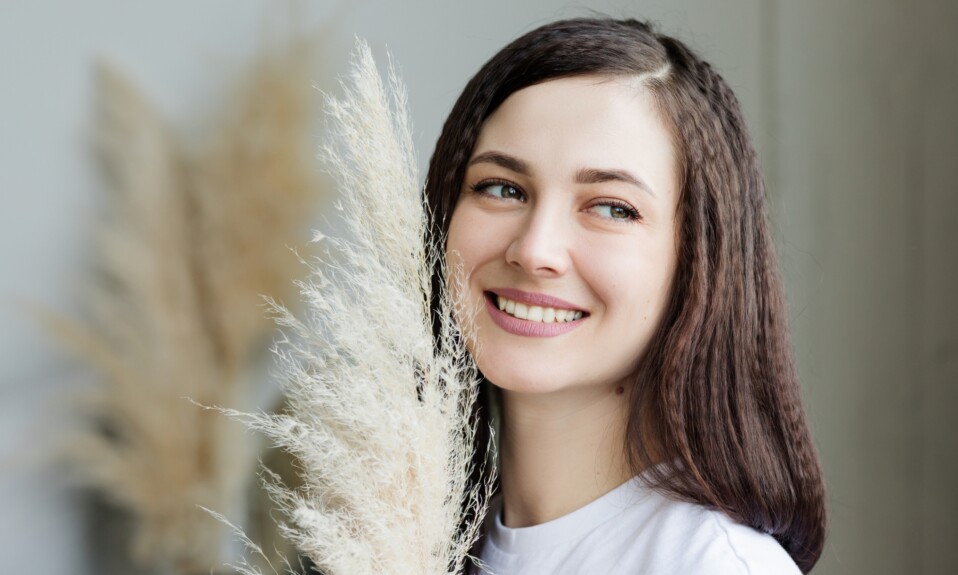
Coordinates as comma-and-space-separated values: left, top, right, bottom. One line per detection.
1, 1, 955, 573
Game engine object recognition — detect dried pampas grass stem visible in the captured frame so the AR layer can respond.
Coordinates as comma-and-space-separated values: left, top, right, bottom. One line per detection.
50, 36, 322, 574
229, 41, 493, 574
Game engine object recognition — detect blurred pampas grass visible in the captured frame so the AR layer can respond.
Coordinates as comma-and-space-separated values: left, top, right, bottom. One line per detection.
45, 39, 325, 573
224, 41, 493, 575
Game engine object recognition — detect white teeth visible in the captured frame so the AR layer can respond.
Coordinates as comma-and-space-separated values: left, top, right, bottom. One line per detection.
543, 308, 556, 323
514, 303, 529, 320
494, 294, 583, 324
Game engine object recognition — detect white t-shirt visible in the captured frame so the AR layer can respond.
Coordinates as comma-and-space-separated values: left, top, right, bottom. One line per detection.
474, 476, 800, 575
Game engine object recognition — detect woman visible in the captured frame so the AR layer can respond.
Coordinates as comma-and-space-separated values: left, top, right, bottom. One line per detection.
426, 18, 826, 574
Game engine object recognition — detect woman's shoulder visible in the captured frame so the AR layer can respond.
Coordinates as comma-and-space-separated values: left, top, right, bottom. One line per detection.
615, 485, 802, 574
475, 477, 801, 575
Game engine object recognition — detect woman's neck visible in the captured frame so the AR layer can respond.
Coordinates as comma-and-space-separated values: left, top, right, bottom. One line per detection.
497, 383, 633, 528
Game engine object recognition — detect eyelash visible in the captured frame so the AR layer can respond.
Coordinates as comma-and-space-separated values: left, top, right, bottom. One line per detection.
468, 179, 643, 223
592, 199, 642, 222
469, 178, 524, 201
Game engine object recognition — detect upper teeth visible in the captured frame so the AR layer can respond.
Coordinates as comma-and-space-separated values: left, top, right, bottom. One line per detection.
496, 295, 584, 323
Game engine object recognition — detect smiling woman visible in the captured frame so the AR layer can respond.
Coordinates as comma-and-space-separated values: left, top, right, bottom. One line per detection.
427, 18, 826, 575
447, 76, 679, 397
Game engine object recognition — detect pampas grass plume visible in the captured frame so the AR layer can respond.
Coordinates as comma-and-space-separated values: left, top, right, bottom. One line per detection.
49, 38, 324, 573
229, 41, 493, 575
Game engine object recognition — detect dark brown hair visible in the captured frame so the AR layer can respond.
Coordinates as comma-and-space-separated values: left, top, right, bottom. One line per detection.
426, 18, 826, 573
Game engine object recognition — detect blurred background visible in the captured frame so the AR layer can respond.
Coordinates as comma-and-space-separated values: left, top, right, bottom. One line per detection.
1, 0, 955, 574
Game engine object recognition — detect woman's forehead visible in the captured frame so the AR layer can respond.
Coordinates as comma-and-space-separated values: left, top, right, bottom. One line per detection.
469, 76, 678, 198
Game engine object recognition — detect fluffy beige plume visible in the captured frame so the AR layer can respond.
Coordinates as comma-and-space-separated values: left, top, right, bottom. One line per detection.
191, 40, 320, 372
51, 39, 322, 574
76, 63, 235, 573
229, 41, 493, 575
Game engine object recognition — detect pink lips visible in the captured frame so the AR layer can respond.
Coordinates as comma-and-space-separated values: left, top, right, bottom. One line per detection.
484, 288, 587, 338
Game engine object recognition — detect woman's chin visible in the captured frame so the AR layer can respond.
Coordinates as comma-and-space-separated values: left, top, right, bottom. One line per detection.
481, 365, 580, 396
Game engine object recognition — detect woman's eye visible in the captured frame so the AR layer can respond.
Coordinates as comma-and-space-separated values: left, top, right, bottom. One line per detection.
590, 202, 641, 222
476, 182, 524, 201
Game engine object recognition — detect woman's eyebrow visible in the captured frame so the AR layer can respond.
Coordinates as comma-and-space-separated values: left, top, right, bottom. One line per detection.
467, 151, 530, 175
467, 152, 656, 199
575, 168, 657, 198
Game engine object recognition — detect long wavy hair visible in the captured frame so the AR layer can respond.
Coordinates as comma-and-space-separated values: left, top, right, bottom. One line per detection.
426, 18, 826, 573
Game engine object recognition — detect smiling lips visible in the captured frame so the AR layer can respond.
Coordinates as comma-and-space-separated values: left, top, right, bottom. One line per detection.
484, 288, 587, 337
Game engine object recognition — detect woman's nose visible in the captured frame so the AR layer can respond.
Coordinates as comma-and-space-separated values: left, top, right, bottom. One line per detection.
504, 206, 571, 277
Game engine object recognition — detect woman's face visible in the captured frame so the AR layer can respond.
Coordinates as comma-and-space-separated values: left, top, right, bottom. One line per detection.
446, 76, 680, 396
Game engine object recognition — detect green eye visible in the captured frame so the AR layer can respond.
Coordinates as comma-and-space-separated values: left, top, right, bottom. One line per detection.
485, 183, 522, 200
591, 203, 640, 222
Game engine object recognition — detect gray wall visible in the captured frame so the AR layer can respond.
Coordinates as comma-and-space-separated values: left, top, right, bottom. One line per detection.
1, 1, 955, 573
775, 2, 958, 573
